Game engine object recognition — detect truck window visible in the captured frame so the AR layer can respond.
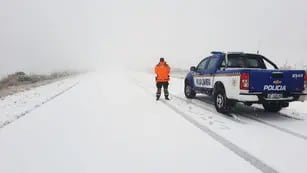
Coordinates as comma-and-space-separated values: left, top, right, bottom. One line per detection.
246, 57, 262, 68
197, 58, 209, 71
228, 56, 245, 68
220, 59, 226, 68
227, 54, 266, 69
207, 57, 219, 71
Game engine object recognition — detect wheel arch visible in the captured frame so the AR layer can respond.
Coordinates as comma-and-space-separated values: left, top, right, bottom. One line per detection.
185, 77, 194, 87
213, 81, 227, 97
184, 77, 196, 98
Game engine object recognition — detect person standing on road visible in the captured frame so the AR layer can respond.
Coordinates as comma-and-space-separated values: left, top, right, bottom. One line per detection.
155, 57, 171, 100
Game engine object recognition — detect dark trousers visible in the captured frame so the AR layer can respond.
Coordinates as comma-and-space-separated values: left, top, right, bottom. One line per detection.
156, 82, 169, 98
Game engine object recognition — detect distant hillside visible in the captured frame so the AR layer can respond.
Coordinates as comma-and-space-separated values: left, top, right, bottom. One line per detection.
0, 71, 79, 90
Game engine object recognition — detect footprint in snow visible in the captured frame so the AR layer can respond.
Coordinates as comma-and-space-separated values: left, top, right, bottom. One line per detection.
219, 125, 230, 130
213, 119, 225, 124
201, 117, 207, 121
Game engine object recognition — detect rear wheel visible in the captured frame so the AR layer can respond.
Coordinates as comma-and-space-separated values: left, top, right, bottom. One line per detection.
262, 102, 282, 112
184, 82, 196, 98
214, 88, 230, 113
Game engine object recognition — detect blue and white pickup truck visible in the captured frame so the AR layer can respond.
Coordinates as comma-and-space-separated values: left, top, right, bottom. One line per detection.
184, 52, 307, 113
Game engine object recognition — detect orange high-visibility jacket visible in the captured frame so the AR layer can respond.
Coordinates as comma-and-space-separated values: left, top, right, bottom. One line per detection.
155, 62, 170, 82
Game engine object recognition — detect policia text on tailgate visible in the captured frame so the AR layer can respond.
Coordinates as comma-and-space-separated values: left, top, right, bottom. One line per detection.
184, 52, 307, 113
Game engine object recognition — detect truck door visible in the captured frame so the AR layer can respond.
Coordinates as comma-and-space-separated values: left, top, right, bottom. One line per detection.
193, 56, 218, 92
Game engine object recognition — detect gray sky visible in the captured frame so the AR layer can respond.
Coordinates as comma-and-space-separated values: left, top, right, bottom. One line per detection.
0, 0, 306, 75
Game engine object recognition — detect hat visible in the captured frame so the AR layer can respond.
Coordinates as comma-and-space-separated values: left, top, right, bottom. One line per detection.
160, 57, 165, 62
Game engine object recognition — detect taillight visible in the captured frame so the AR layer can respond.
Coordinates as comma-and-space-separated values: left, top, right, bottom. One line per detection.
304, 73, 307, 89
240, 72, 250, 90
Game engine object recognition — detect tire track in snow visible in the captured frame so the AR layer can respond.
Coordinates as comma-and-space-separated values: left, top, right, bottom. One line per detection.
172, 75, 307, 141
0, 82, 79, 129
177, 95, 246, 124
193, 96, 307, 141
133, 79, 278, 173
233, 113, 307, 141
160, 99, 278, 173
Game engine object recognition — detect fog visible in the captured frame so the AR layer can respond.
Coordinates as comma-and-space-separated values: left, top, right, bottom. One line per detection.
1, 0, 306, 75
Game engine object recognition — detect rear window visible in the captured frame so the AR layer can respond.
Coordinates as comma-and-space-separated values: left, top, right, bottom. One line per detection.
226, 54, 266, 69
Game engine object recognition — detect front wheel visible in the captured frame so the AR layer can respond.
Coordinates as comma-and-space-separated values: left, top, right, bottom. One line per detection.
262, 102, 282, 112
184, 82, 196, 99
214, 88, 230, 113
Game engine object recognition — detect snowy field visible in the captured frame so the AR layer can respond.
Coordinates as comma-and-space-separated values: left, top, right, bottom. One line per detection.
0, 70, 307, 173
0, 76, 80, 128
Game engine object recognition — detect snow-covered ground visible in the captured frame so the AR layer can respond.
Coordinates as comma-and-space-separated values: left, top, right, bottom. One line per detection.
0, 76, 80, 128
0, 70, 307, 173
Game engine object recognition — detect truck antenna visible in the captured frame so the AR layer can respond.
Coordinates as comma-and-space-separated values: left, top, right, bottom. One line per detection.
257, 40, 261, 54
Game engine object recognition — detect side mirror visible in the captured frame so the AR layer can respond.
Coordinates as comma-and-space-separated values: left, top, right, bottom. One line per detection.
190, 66, 196, 72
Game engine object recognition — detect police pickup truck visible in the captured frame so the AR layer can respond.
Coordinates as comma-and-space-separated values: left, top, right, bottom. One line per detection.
184, 52, 307, 113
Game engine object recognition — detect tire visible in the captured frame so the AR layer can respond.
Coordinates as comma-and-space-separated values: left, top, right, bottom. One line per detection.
184, 82, 196, 99
262, 102, 282, 112
214, 88, 230, 113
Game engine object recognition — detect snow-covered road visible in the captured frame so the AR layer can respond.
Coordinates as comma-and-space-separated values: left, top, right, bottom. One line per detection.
0, 71, 307, 173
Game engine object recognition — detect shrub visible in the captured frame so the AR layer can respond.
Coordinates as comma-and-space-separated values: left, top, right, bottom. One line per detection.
15, 71, 26, 76
17, 75, 32, 82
